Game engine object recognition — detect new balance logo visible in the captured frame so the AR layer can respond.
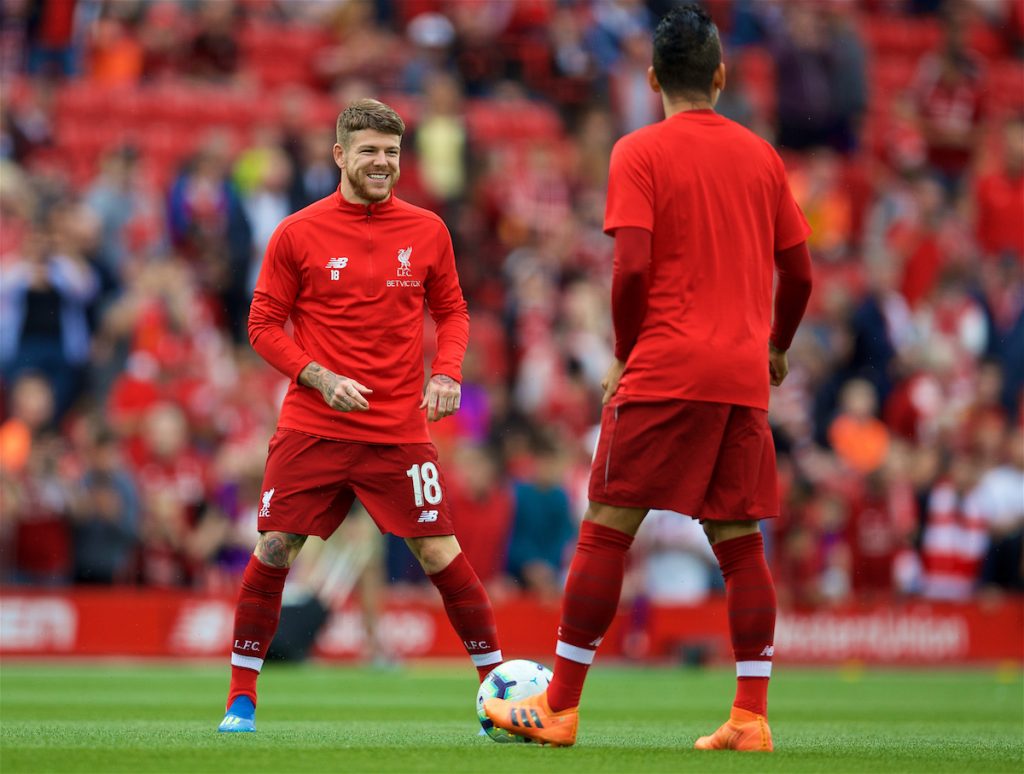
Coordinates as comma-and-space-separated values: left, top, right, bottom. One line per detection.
417, 510, 439, 523
220, 716, 245, 727
259, 488, 275, 518
325, 256, 348, 280
589, 636, 603, 647
760, 645, 775, 657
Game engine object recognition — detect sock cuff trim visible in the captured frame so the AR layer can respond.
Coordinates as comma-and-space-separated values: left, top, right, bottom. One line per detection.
736, 660, 772, 678
471, 650, 503, 667
712, 530, 763, 557
247, 555, 291, 584
231, 653, 264, 673
580, 520, 634, 551
427, 551, 470, 587
556, 640, 597, 665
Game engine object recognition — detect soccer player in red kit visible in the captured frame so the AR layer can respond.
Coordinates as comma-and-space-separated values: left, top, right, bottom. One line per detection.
219, 99, 502, 732
485, 6, 812, 751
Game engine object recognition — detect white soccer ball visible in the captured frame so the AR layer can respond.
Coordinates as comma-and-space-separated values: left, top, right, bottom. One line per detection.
476, 659, 553, 743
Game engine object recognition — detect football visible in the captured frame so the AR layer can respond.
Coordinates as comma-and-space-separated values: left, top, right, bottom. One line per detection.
476, 659, 554, 743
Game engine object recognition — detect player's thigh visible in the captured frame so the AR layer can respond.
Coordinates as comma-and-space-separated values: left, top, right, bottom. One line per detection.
258, 429, 357, 540
351, 443, 455, 539
701, 406, 779, 522
588, 399, 730, 514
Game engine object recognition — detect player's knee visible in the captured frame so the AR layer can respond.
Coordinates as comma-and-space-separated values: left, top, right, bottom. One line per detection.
584, 502, 646, 536
701, 521, 720, 544
408, 534, 460, 575
254, 531, 305, 568
702, 520, 759, 545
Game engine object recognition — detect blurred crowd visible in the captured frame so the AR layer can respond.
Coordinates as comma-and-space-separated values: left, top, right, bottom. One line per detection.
1, 0, 1022, 609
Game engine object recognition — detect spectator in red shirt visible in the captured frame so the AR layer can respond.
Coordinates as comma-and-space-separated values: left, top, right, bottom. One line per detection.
911, 1, 986, 195
25, 0, 81, 77
446, 442, 513, 587
921, 453, 988, 600
133, 402, 210, 588
0, 374, 72, 585
974, 116, 1024, 262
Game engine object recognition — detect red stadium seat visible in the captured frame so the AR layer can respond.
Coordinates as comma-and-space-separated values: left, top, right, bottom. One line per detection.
871, 57, 919, 98
735, 46, 776, 122
55, 83, 116, 123
986, 62, 1024, 114
466, 100, 562, 146
240, 22, 328, 89
861, 15, 942, 60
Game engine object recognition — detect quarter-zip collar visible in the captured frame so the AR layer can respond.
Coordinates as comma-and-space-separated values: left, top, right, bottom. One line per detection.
334, 185, 397, 216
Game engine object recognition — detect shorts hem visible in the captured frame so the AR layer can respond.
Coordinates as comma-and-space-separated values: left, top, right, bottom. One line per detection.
588, 495, 778, 522
589, 492, 701, 514
610, 394, 768, 412
276, 425, 432, 445
698, 510, 778, 522
258, 523, 331, 540
388, 529, 455, 540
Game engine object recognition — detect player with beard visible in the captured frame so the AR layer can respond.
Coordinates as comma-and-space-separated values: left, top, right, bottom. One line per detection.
219, 99, 503, 732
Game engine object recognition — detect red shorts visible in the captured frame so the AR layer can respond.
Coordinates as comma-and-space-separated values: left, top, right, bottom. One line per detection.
258, 429, 454, 539
588, 399, 778, 521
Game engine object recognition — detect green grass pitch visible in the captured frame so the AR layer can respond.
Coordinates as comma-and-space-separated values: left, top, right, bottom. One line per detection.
1, 662, 1021, 773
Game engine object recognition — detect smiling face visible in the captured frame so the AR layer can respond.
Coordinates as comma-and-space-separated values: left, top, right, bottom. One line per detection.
334, 129, 401, 205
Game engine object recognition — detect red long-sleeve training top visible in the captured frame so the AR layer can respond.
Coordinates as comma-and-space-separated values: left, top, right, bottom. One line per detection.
248, 190, 469, 443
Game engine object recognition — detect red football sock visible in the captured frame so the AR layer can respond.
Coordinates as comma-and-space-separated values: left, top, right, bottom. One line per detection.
548, 520, 634, 712
428, 552, 502, 681
712, 531, 776, 717
227, 555, 290, 708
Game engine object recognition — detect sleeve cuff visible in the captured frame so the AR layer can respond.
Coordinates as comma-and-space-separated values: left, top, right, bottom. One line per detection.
291, 358, 314, 384
430, 365, 462, 383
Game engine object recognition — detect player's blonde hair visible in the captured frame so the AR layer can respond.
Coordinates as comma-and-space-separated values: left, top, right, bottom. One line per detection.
336, 99, 405, 147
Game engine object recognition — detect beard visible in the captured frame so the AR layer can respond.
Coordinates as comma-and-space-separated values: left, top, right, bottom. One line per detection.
344, 164, 399, 203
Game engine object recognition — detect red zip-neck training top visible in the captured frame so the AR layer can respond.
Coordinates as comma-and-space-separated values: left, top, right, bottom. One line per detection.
248, 189, 469, 443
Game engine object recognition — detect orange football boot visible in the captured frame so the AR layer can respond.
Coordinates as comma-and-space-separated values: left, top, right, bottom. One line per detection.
693, 706, 773, 752
483, 691, 579, 747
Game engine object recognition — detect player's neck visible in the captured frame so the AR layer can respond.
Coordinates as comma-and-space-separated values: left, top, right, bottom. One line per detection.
661, 93, 716, 119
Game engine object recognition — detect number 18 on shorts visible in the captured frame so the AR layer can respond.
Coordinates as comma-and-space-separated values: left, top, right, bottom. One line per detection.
259, 429, 455, 539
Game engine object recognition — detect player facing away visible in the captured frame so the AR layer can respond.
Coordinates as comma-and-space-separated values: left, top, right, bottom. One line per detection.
484, 5, 813, 752
218, 99, 503, 732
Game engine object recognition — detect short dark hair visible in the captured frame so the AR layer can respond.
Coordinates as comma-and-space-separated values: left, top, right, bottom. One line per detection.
652, 4, 722, 98
336, 99, 405, 147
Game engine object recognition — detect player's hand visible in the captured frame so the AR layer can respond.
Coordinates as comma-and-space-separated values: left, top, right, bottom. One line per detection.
420, 374, 461, 422
301, 363, 373, 412
324, 373, 373, 412
769, 342, 789, 386
601, 358, 626, 405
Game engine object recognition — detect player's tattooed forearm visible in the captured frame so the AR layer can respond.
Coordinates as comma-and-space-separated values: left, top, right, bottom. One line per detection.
434, 375, 457, 385
299, 362, 339, 402
255, 532, 307, 568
